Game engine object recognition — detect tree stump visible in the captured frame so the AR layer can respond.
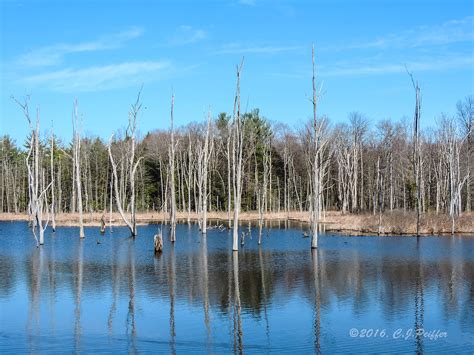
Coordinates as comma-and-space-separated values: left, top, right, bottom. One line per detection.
154, 233, 163, 254
100, 214, 106, 234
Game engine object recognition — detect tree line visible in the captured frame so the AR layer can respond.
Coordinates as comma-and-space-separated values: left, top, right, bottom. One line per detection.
0, 57, 472, 247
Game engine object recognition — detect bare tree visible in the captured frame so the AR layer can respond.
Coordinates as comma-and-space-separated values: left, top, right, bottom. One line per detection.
197, 109, 214, 234
108, 90, 143, 237
50, 126, 56, 232
72, 100, 85, 239
407, 69, 422, 236
457, 96, 473, 213
225, 117, 233, 228
438, 116, 469, 234
169, 93, 177, 242
232, 59, 245, 251
13, 97, 52, 245
186, 132, 194, 224
257, 132, 270, 245
309, 45, 329, 249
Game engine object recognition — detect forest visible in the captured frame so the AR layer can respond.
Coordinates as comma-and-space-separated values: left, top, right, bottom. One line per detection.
0, 58, 473, 248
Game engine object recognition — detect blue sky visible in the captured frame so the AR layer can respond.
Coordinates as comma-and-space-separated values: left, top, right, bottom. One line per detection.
1, 0, 473, 143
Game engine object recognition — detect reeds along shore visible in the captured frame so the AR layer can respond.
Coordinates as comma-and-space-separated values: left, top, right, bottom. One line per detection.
1, 211, 473, 236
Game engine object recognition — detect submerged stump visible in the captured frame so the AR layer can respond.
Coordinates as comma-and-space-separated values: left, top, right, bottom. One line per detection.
100, 214, 106, 234
154, 233, 163, 254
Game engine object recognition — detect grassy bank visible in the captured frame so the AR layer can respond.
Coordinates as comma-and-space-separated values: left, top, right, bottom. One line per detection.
1, 210, 473, 235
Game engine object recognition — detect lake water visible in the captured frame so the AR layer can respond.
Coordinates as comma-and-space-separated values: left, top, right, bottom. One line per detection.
0, 220, 473, 354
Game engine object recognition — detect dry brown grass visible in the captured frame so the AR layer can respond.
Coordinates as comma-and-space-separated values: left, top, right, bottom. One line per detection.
0, 210, 472, 235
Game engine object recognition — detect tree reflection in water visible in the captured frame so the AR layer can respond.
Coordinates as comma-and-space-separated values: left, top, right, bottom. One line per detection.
0, 223, 471, 353
74, 239, 83, 353
126, 240, 137, 354
232, 251, 243, 354
414, 239, 424, 354
169, 243, 176, 355
312, 249, 321, 354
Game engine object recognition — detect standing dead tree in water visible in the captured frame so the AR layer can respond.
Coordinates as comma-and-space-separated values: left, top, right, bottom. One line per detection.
169, 93, 177, 242
108, 90, 143, 237
407, 69, 422, 236
227, 120, 233, 229
72, 100, 85, 239
309, 45, 329, 249
197, 109, 214, 234
14, 97, 52, 246
232, 59, 245, 252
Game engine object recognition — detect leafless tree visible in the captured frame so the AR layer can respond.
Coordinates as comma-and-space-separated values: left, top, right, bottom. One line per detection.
231, 59, 245, 251
438, 116, 469, 233
72, 100, 85, 238
197, 110, 214, 234
108, 90, 143, 236
309, 45, 329, 249
13, 97, 52, 245
457, 96, 473, 213
169, 92, 177, 242
407, 68, 422, 236
50, 126, 56, 232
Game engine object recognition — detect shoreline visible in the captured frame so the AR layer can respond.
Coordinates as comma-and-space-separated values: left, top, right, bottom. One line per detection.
1, 211, 473, 236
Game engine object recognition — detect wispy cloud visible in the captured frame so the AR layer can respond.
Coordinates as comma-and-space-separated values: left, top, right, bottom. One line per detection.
215, 44, 302, 55
17, 27, 144, 67
20, 61, 172, 92
168, 25, 207, 45
269, 55, 473, 78
324, 55, 474, 76
323, 16, 474, 52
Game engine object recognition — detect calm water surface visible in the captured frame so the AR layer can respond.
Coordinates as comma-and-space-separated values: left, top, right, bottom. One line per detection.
0, 220, 473, 354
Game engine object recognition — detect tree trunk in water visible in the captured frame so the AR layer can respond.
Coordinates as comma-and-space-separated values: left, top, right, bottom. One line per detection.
73, 100, 85, 239
169, 93, 177, 242
232, 59, 244, 251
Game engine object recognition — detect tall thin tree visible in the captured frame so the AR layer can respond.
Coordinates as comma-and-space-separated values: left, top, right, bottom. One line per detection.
232, 59, 245, 252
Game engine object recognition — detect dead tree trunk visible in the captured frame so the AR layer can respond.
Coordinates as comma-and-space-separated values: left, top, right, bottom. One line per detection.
232, 59, 245, 252
226, 122, 233, 228
14, 97, 52, 246
73, 100, 85, 239
186, 133, 193, 224
407, 69, 422, 236
154, 229, 163, 253
107, 90, 143, 237
439, 117, 469, 234
258, 138, 270, 245
199, 110, 213, 234
169, 93, 177, 242
309, 45, 328, 249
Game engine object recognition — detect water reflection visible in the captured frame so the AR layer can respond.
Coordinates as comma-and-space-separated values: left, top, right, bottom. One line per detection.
74, 239, 83, 352
127, 240, 137, 354
414, 240, 424, 354
169, 244, 176, 355
0, 222, 473, 353
312, 249, 321, 354
201, 234, 211, 350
